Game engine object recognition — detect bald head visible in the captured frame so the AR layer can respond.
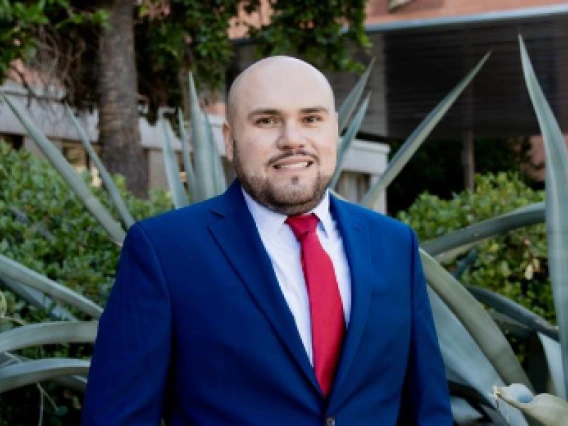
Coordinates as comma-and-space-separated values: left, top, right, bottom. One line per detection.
226, 56, 335, 127
221, 55, 339, 215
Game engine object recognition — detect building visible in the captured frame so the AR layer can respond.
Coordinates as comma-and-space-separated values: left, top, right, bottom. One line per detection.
2, 0, 567, 209
232, 0, 568, 187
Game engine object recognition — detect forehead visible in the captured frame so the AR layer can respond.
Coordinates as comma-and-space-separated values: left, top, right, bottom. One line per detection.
234, 63, 335, 117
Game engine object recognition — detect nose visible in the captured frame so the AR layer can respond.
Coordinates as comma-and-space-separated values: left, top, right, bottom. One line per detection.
276, 121, 305, 150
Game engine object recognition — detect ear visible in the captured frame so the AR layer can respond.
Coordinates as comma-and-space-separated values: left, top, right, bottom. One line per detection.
222, 121, 234, 162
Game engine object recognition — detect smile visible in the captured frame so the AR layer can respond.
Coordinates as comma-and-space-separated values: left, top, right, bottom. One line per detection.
274, 161, 312, 170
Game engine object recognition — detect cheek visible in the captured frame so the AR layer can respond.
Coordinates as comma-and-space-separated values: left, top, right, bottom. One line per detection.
238, 142, 272, 169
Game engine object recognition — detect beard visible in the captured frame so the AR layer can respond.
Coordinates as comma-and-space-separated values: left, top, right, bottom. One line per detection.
232, 143, 332, 216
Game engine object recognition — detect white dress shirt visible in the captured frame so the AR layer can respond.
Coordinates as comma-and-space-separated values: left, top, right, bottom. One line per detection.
242, 189, 352, 365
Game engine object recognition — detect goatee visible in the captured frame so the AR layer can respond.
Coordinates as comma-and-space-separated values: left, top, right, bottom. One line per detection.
232, 145, 332, 216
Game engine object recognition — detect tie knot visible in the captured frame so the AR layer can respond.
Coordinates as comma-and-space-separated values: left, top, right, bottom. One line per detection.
286, 214, 319, 241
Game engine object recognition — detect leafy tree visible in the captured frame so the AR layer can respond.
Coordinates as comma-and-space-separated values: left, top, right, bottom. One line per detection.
1, 0, 370, 196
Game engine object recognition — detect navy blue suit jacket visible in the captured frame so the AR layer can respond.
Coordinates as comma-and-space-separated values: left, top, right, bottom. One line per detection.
81, 181, 452, 425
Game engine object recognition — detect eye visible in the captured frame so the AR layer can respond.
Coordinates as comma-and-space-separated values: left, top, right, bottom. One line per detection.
255, 116, 279, 126
303, 115, 323, 124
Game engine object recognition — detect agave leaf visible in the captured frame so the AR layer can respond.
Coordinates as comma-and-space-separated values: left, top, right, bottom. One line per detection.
0, 254, 102, 318
423, 202, 544, 256
205, 113, 227, 194
361, 52, 491, 208
450, 397, 484, 425
538, 333, 566, 399
429, 289, 528, 425
0, 358, 90, 393
188, 73, 216, 201
159, 116, 189, 208
435, 241, 480, 264
330, 93, 371, 189
421, 249, 533, 390
0, 322, 97, 354
452, 248, 478, 279
0, 353, 87, 392
65, 105, 136, 228
337, 58, 375, 134
494, 384, 568, 426
177, 109, 197, 203
0, 91, 125, 244
520, 35, 568, 397
0, 273, 76, 321
466, 285, 558, 341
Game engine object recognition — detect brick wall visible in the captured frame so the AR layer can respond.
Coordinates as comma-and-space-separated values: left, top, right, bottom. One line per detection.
366, 0, 568, 24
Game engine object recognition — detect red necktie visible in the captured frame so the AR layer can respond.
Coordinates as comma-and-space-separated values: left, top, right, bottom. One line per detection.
286, 214, 345, 397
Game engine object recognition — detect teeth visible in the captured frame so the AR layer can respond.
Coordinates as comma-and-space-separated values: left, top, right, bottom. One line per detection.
278, 162, 309, 169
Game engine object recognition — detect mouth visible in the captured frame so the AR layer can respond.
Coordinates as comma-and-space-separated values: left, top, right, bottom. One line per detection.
270, 153, 317, 171
273, 161, 313, 170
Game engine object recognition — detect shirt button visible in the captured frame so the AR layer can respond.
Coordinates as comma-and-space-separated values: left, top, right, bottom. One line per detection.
325, 416, 336, 426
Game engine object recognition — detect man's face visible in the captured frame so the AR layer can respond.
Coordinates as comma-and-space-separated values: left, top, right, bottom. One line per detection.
224, 59, 338, 216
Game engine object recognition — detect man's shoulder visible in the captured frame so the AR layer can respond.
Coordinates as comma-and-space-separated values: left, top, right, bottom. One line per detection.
134, 193, 225, 236
332, 196, 413, 236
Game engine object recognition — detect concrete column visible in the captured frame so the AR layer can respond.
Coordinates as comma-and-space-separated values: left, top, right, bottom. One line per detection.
148, 149, 168, 191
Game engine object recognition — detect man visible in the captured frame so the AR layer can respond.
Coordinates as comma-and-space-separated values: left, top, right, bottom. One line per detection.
82, 56, 452, 425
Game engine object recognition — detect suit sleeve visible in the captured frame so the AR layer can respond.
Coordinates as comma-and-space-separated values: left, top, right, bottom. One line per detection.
397, 229, 453, 425
81, 223, 171, 426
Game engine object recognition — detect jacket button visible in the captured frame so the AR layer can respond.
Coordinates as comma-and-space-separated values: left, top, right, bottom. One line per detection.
325, 416, 336, 426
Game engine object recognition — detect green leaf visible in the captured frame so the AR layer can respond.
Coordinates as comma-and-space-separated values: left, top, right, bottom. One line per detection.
494, 384, 568, 426
0, 358, 89, 393
538, 333, 566, 399
0, 253, 102, 318
189, 73, 217, 201
337, 58, 375, 134
159, 115, 188, 209
423, 202, 544, 256
420, 249, 533, 389
361, 52, 491, 208
520, 35, 568, 397
466, 284, 558, 342
0, 353, 87, 392
0, 321, 97, 354
429, 289, 528, 425
0, 273, 77, 321
178, 109, 197, 203
205, 113, 227, 194
0, 91, 125, 244
65, 104, 136, 228
330, 93, 370, 189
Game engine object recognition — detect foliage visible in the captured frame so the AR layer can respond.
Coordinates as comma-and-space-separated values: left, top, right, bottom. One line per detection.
0, 141, 171, 425
398, 172, 551, 321
0, 0, 370, 120
0, 0, 106, 92
386, 136, 541, 215
137, 0, 370, 122
0, 142, 171, 307
247, 0, 370, 71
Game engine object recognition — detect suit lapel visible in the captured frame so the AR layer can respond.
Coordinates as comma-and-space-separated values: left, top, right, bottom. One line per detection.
208, 182, 320, 392
329, 197, 373, 402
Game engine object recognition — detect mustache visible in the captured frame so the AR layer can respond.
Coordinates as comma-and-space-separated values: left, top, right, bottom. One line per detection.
267, 150, 318, 166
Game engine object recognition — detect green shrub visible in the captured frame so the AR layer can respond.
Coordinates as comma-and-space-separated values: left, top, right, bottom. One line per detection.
398, 172, 552, 322
0, 141, 173, 425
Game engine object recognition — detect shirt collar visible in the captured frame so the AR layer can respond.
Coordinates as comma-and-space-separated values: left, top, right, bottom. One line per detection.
242, 187, 333, 238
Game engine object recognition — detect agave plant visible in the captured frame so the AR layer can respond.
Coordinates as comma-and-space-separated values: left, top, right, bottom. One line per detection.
0, 36, 567, 425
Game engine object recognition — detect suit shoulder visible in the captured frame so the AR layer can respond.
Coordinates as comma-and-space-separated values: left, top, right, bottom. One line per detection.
336, 198, 413, 235
133, 194, 222, 236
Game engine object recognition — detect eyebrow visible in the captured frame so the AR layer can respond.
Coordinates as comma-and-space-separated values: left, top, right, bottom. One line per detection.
247, 106, 330, 120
